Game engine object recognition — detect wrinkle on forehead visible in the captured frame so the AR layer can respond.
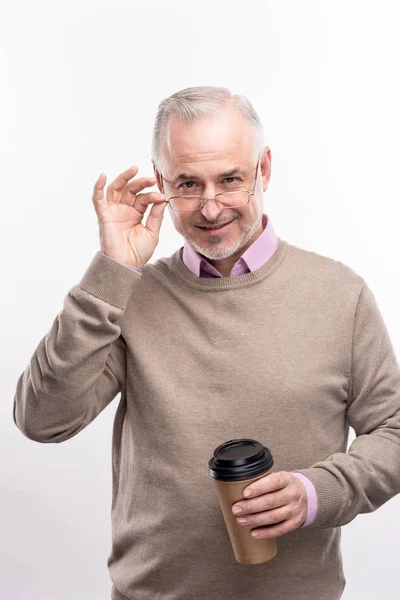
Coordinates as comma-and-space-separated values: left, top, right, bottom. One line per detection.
160, 109, 258, 172
172, 148, 242, 163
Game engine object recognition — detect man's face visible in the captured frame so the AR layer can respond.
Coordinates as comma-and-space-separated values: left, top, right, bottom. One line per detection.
154, 107, 271, 260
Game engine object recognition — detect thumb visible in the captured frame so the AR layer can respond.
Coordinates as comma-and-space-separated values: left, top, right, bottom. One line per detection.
145, 200, 168, 238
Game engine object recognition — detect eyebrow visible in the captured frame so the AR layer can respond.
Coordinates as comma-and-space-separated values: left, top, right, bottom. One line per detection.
171, 166, 244, 184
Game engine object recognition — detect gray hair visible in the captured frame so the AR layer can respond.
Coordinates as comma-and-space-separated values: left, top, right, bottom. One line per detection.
151, 86, 265, 166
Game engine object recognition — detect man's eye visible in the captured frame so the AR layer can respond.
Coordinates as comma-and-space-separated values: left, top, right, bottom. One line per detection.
179, 177, 240, 190
181, 181, 197, 189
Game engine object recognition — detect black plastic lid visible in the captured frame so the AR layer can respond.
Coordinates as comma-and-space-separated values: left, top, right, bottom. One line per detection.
208, 439, 274, 482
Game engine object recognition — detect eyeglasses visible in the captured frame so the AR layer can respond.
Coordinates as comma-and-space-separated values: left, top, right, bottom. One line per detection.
159, 153, 262, 212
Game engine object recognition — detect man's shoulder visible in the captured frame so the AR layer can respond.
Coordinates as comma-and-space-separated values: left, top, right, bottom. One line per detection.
140, 248, 181, 282
284, 240, 365, 290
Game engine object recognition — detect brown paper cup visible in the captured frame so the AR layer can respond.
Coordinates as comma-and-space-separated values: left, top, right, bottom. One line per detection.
213, 468, 277, 564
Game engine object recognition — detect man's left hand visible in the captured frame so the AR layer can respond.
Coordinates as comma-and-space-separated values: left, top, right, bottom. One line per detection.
231, 471, 308, 539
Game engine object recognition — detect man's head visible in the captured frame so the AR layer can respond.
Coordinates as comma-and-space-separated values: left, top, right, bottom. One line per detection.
151, 86, 271, 262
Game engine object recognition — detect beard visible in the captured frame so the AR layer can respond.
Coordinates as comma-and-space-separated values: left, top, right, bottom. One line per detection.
184, 207, 263, 260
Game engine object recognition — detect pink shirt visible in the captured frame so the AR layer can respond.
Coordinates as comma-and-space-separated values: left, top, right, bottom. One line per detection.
101, 213, 318, 527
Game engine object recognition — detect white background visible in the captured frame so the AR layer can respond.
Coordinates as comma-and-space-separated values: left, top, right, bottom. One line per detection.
1, 1, 400, 598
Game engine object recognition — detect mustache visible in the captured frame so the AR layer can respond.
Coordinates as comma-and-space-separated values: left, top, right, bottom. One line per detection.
191, 216, 238, 228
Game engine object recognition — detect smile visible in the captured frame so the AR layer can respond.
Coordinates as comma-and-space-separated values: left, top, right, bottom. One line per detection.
196, 219, 235, 233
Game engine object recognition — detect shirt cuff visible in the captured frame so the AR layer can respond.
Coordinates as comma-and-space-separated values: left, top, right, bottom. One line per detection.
100, 250, 142, 272
291, 472, 318, 527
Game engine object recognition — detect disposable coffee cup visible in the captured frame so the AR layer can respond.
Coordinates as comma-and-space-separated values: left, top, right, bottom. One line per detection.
208, 438, 277, 565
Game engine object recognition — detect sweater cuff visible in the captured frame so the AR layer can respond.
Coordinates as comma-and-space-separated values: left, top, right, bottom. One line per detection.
291, 472, 318, 527
292, 468, 344, 529
78, 251, 142, 310
100, 250, 142, 273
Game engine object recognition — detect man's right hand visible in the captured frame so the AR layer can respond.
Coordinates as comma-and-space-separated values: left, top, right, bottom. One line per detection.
92, 166, 168, 269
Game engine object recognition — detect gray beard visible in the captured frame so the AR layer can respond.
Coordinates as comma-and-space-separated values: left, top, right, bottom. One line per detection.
185, 216, 262, 261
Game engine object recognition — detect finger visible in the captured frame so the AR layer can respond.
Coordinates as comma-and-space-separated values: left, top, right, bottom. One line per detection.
92, 173, 107, 210
107, 166, 139, 194
119, 177, 158, 208
125, 175, 158, 197
132, 191, 168, 216
121, 181, 161, 208
250, 518, 295, 540
145, 200, 168, 238
248, 490, 289, 515
243, 471, 289, 498
242, 503, 293, 527
234, 472, 289, 515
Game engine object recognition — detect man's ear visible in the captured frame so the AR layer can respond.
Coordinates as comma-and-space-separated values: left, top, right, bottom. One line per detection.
152, 160, 164, 194
261, 147, 272, 193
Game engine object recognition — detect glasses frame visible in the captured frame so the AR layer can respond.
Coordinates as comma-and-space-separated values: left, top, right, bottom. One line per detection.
159, 153, 262, 212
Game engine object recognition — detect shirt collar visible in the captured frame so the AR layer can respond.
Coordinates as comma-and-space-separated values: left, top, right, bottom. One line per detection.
181, 213, 279, 277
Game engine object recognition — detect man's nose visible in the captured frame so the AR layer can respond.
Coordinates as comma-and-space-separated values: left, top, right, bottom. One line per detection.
199, 196, 225, 221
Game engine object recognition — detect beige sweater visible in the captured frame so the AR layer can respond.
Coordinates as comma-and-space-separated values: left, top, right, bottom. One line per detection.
13, 238, 400, 600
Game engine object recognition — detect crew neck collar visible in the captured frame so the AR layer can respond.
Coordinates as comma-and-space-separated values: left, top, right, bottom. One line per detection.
171, 238, 288, 291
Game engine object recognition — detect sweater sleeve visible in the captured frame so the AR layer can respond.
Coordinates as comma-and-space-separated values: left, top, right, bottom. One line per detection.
293, 281, 400, 529
100, 249, 142, 273
13, 251, 141, 443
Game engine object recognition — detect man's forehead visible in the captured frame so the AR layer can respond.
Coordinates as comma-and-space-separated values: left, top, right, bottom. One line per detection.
169, 158, 249, 182
160, 110, 256, 167
161, 144, 256, 176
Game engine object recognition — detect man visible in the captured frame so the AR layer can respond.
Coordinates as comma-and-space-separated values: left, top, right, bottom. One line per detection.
14, 86, 400, 600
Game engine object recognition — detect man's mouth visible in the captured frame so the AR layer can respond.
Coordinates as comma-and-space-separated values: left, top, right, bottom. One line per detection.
196, 218, 235, 232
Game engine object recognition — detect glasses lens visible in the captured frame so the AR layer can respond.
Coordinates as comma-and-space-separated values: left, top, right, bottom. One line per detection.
169, 196, 202, 211
169, 191, 249, 211
217, 191, 249, 207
